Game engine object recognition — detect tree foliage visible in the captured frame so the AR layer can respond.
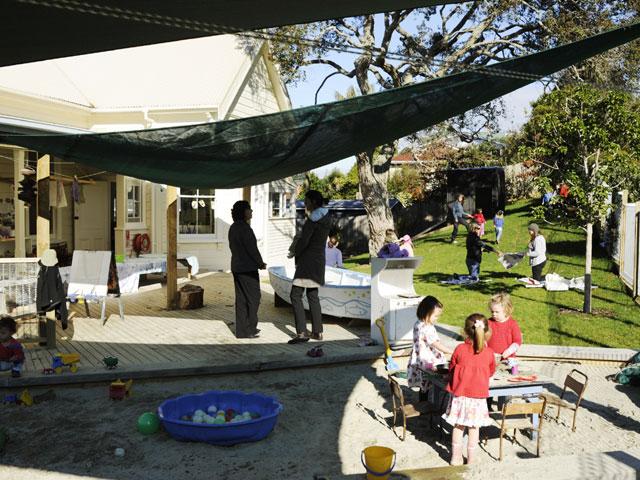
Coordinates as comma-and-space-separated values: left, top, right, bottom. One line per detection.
518, 84, 640, 224
264, 1, 640, 254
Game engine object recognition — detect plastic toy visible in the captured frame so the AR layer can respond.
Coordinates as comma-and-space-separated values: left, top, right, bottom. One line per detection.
137, 412, 161, 435
3, 390, 33, 406
109, 379, 133, 400
103, 356, 119, 369
19, 389, 33, 406
51, 353, 80, 374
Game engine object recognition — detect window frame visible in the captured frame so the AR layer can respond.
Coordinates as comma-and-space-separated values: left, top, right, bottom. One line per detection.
177, 187, 217, 242
269, 191, 294, 219
125, 177, 145, 228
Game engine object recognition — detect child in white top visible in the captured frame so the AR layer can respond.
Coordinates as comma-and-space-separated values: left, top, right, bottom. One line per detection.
407, 296, 453, 395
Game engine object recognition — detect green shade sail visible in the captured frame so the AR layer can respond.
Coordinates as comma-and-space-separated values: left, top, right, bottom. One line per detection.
1, 22, 639, 188
1, 0, 465, 67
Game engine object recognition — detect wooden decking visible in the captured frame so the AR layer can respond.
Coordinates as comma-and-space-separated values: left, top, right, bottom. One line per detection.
7, 272, 381, 387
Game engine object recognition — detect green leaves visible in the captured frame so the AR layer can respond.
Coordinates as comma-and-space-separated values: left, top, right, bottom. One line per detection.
518, 84, 640, 228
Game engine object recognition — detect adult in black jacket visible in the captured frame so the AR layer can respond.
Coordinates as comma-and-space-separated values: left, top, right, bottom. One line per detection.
466, 222, 499, 280
287, 190, 332, 344
228, 201, 266, 338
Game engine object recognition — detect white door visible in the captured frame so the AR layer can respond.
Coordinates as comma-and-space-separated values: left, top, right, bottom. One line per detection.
74, 182, 110, 250
152, 184, 167, 254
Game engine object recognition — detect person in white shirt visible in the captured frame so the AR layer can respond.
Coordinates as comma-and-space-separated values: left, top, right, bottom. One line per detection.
325, 234, 343, 268
526, 223, 547, 281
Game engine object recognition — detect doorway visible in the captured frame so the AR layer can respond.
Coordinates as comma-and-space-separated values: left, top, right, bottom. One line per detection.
74, 181, 110, 250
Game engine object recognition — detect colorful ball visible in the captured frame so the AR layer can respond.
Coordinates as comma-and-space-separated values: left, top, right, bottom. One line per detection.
137, 412, 161, 435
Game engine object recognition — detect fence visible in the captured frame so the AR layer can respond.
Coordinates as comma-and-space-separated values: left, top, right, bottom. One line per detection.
615, 201, 640, 298
0, 257, 56, 347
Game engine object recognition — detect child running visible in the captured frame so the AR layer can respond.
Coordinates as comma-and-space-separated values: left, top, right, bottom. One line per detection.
487, 292, 522, 360
0, 316, 25, 378
407, 296, 453, 400
493, 210, 504, 244
442, 314, 495, 465
471, 208, 486, 237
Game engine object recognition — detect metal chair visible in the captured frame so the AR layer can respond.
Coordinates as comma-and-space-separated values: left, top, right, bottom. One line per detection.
540, 369, 588, 432
387, 375, 442, 441
490, 396, 547, 461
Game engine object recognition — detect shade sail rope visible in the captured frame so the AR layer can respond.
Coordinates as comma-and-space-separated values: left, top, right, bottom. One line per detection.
13, 0, 469, 63
14, 0, 636, 80
1, 21, 639, 189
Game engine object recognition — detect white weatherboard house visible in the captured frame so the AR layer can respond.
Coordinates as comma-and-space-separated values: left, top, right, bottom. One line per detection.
0, 35, 298, 271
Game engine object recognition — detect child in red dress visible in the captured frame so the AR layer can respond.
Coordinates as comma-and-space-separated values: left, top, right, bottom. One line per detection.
442, 314, 495, 465
487, 292, 522, 360
471, 208, 486, 237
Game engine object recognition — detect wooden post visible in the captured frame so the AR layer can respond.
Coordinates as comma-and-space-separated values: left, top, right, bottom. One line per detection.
114, 175, 127, 257
36, 154, 50, 256
166, 186, 178, 309
243, 186, 251, 202
12, 149, 26, 257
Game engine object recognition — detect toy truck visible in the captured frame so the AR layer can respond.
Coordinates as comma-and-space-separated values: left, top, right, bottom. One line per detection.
50, 353, 80, 374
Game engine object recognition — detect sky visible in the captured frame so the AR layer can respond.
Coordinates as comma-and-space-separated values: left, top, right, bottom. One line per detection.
283, 12, 547, 177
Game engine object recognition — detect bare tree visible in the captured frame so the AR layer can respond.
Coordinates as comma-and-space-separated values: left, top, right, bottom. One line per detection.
266, 1, 640, 255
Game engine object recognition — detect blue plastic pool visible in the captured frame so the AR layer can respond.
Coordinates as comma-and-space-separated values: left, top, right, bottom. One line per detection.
158, 390, 283, 446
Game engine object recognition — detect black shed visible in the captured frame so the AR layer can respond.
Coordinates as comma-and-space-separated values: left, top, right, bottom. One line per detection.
447, 167, 506, 219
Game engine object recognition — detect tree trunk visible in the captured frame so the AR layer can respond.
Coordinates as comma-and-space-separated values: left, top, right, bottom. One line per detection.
357, 150, 395, 256
583, 222, 593, 314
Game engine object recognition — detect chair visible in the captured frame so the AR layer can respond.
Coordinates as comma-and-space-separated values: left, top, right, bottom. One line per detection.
540, 369, 588, 432
387, 375, 442, 441
490, 397, 546, 461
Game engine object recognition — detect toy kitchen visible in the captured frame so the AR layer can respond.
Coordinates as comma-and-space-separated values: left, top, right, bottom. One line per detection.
370, 257, 423, 347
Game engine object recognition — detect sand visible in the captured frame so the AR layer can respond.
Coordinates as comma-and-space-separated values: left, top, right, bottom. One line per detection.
0, 358, 637, 480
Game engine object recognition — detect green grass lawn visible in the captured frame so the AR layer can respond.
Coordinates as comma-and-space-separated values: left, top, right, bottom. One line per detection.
344, 199, 640, 349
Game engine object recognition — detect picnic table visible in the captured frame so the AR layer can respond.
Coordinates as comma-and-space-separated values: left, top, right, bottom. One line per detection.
419, 364, 554, 439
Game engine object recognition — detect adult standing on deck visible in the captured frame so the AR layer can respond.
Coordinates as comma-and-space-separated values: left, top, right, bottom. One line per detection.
287, 190, 332, 344
450, 194, 473, 243
526, 223, 547, 282
228, 200, 266, 339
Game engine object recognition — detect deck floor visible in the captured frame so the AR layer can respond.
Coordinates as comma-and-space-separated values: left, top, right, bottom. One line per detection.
8, 272, 379, 387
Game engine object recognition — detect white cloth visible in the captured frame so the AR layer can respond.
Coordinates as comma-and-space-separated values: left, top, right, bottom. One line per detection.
57, 181, 68, 208
527, 235, 547, 266
67, 250, 111, 299
325, 244, 343, 268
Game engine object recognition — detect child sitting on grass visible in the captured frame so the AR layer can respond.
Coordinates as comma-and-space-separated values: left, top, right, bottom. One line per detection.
407, 296, 453, 400
0, 316, 24, 378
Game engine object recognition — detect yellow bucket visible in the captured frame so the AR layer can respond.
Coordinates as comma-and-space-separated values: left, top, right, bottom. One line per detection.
361, 446, 396, 480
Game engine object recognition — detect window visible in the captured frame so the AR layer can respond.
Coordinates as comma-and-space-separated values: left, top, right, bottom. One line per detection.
179, 188, 215, 235
126, 178, 143, 223
270, 192, 281, 217
270, 192, 293, 218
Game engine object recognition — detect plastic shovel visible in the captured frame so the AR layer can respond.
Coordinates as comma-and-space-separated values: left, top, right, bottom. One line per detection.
375, 318, 400, 373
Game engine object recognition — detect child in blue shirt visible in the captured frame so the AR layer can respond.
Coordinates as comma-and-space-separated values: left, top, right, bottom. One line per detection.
493, 210, 504, 244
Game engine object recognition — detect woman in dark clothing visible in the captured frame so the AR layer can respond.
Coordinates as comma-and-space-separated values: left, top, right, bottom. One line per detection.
228, 200, 266, 339
287, 190, 332, 344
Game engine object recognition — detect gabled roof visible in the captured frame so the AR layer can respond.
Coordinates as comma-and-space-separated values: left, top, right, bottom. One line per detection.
0, 35, 270, 111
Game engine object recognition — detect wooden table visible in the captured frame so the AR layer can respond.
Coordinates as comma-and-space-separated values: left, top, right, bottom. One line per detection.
419, 365, 554, 439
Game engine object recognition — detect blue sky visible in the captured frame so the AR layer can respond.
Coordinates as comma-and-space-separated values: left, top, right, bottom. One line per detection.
283, 11, 546, 176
